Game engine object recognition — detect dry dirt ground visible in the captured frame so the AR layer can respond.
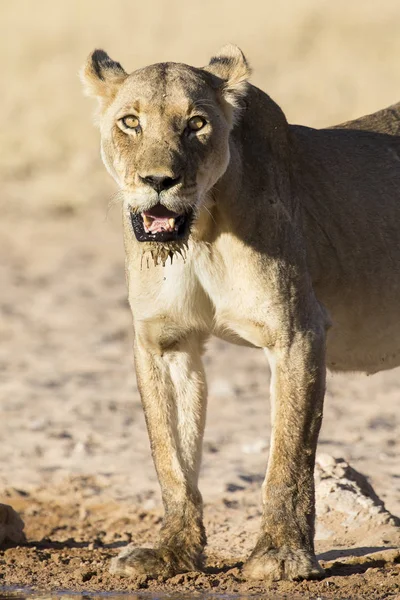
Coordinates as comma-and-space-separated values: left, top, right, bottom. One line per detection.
1, 1, 400, 598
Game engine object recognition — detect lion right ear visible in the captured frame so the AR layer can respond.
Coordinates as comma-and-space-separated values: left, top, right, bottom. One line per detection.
80, 49, 127, 107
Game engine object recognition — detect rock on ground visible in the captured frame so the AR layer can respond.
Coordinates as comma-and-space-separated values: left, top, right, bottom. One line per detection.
315, 454, 399, 553
0, 503, 26, 546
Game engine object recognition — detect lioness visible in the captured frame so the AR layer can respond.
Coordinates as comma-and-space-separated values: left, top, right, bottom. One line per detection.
81, 45, 400, 582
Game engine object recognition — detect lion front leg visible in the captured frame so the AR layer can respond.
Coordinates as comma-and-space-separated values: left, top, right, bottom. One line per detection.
110, 329, 208, 579
243, 323, 327, 582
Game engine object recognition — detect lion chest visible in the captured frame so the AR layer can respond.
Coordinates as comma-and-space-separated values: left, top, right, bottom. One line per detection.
192, 241, 276, 349
129, 240, 276, 349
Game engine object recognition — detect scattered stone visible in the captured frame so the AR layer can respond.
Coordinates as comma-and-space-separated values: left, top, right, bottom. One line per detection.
0, 504, 26, 546
81, 569, 96, 582
222, 498, 239, 509
225, 483, 245, 493
241, 439, 268, 454
238, 472, 264, 484
69, 557, 81, 568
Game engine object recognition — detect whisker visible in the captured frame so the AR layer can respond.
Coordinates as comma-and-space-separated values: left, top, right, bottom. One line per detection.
203, 204, 217, 226
105, 190, 124, 221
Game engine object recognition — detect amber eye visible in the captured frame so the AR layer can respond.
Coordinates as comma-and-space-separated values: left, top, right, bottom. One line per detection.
188, 116, 206, 131
121, 115, 140, 130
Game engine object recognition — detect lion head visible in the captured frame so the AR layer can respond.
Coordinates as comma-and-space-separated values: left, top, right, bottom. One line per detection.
81, 45, 251, 264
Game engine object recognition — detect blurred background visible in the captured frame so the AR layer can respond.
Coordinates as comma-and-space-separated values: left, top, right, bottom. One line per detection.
1, 0, 399, 518
2, 0, 400, 215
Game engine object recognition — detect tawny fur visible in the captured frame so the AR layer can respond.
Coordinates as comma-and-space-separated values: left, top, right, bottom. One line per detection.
81, 45, 400, 582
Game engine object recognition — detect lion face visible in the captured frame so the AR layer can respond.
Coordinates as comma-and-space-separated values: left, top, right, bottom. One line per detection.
81, 46, 250, 246
101, 62, 232, 245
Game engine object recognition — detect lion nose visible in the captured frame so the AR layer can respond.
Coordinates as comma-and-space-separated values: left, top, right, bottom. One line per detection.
139, 174, 181, 193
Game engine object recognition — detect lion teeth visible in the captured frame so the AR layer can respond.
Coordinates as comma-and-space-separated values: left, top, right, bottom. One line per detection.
168, 218, 175, 229
143, 215, 153, 229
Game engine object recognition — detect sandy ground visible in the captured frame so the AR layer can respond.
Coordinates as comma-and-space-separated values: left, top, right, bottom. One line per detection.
1, 1, 400, 598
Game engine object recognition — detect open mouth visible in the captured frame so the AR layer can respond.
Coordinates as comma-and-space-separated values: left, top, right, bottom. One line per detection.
130, 203, 193, 243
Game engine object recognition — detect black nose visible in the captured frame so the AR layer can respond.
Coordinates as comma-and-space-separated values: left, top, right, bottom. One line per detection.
140, 174, 181, 193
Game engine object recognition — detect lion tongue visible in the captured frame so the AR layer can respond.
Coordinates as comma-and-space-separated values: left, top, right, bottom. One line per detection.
142, 204, 177, 234
143, 215, 176, 234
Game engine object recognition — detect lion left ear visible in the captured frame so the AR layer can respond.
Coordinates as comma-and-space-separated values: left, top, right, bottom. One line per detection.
204, 44, 251, 115
80, 49, 127, 110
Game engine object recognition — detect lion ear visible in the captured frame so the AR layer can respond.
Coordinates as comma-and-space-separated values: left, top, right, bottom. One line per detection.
80, 49, 127, 107
204, 44, 251, 113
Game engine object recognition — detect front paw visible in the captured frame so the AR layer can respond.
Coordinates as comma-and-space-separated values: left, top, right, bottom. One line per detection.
243, 546, 323, 582
110, 544, 201, 579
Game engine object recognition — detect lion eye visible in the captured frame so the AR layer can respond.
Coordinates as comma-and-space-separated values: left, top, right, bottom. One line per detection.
188, 116, 206, 131
121, 115, 140, 129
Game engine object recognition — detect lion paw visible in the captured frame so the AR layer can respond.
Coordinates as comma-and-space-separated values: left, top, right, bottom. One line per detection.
243, 546, 323, 582
109, 544, 199, 579
0, 504, 26, 546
